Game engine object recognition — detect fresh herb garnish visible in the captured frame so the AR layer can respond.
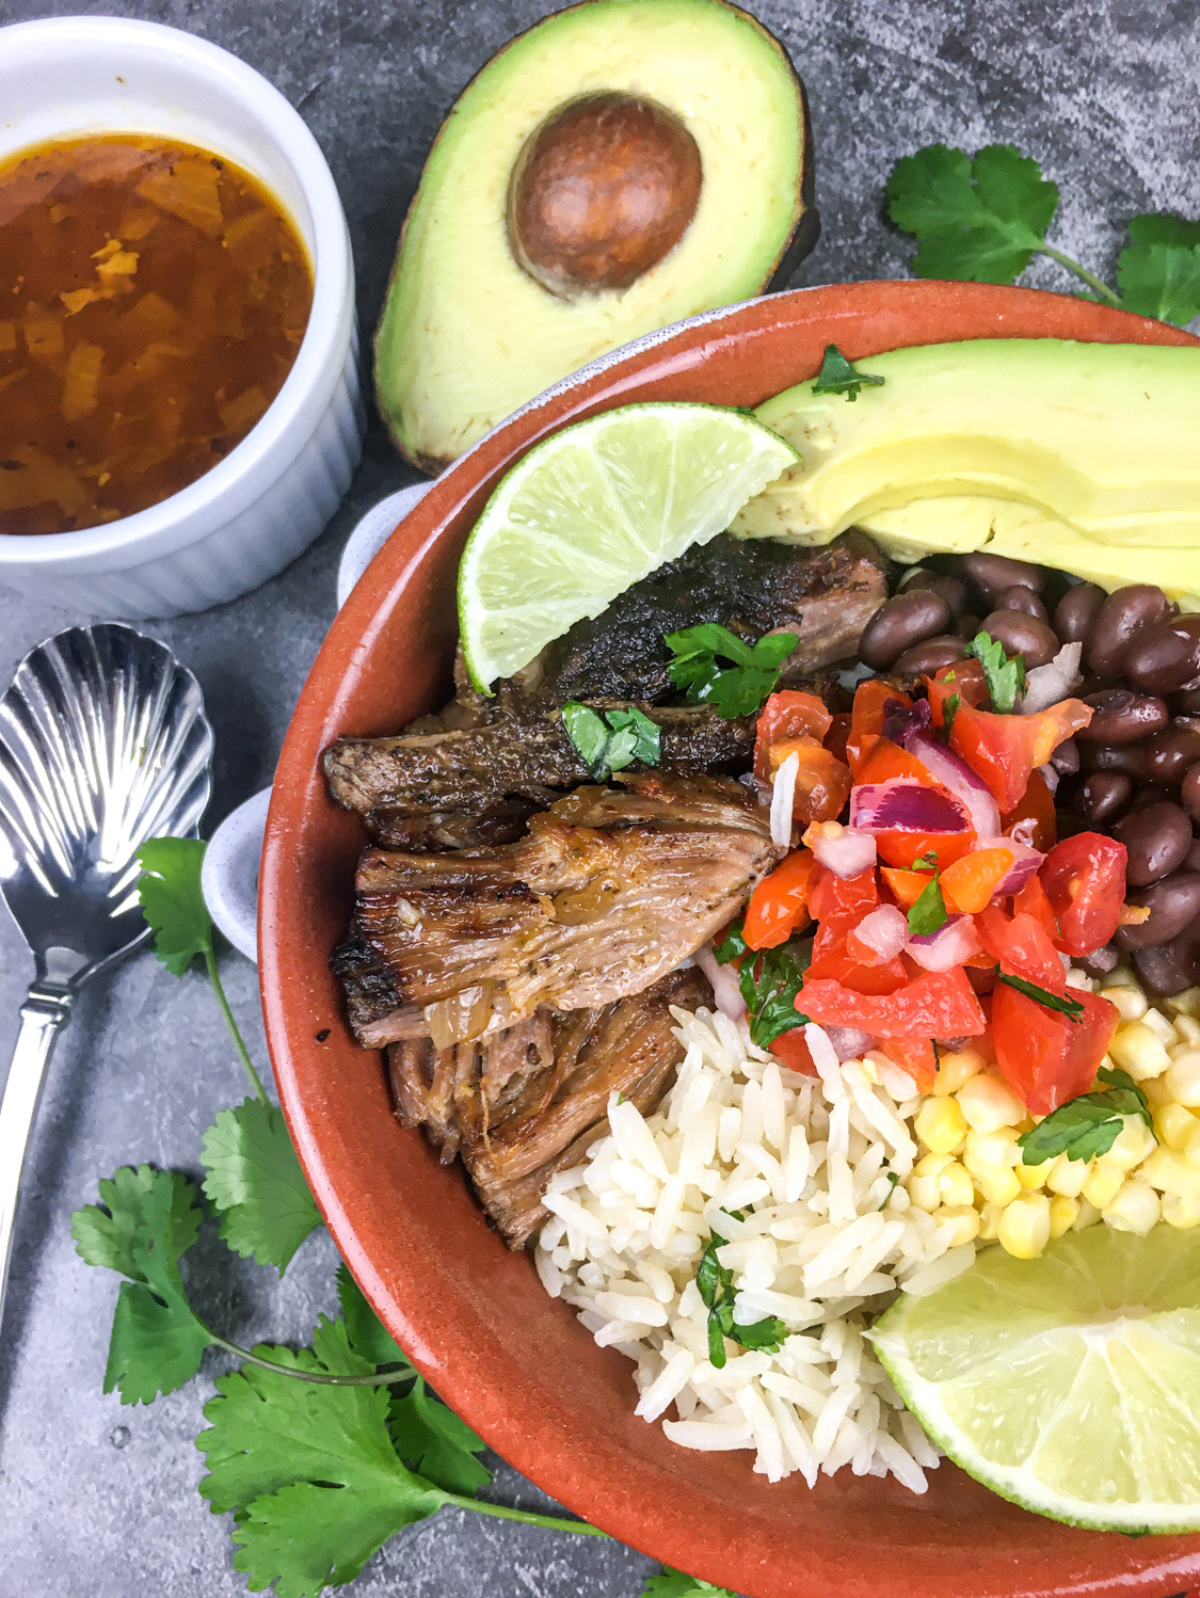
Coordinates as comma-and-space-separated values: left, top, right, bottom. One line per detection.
907, 870, 948, 937
561, 701, 661, 780
943, 691, 961, 742
886, 141, 1200, 326
715, 924, 811, 1048
966, 631, 1026, 714
811, 343, 886, 402
664, 622, 797, 719
1017, 1067, 1155, 1166
696, 1230, 787, 1369
713, 921, 750, 964
996, 971, 1085, 1021
642, 1568, 735, 1597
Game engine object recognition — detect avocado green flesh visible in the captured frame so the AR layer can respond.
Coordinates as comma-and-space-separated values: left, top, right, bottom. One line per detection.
375, 0, 811, 472
732, 339, 1200, 588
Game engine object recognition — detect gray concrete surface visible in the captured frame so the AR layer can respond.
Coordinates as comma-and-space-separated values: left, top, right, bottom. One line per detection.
0, 1, 1198, 1594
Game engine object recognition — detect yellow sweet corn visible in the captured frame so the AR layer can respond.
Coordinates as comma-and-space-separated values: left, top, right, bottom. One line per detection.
1161, 1191, 1200, 1228
1172, 1014, 1200, 1047
1101, 1177, 1160, 1235
1154, 1102, 1198, 1152
1045, 1153, 1089, 1198
1166, 986, 1200, 1019
1099, 985, 1147, 1022
976, 1201, 1003, 1241
1048, 1194, 1079, 1237
1104, 1116, 1156, 1171
1109, 1022, 1173, 1081
914, 1096, 968, 1155
956, 1072, 1025, 1133
1140, 1146, 1200, 1204
1015, 1160, 1047, 1190
998, 1192, 1051, 1259
932, 1048, 985, 1097
1164, 1050, 1200, 1108
973, 1164, 1022, 1207
934, 1204, 981, 1245
1081, 1160, 1125, 1209
1072, 1196, 1102, 1231
938, 1160, 975, 1209
907, 1153, 951, 1212
963, 1126, 1021, 1169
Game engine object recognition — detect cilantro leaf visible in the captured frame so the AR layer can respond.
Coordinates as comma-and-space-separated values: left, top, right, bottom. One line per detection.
336, 1263, 410, 1369
137, 837, 212, 975
201, 1098, 323, 1273
696, 1232, 787, 1369
886, 143, 1059, 284
561, 702, 661, 781
996, 972, 1085, 1020
713, 921, 750, 965
73, 1165, 211, 1405
943, 691, 961, 742
643, 1567, 736, 1597
811, 343, 885, 402
1117, 227, 1200, 326
738, 943, 810, 1049
1019, 1070, 1154, 1166
665, 623, 797, 719
389, 1378, 490, 1495
907, 873, 948, 937
966, 630, 1026, 713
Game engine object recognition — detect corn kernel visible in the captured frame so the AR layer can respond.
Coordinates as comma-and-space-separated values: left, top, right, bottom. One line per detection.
913, 1151, 953, 1178
977, 1201, 1003, 1241
1142, 1074, 1175, 1110
1072, 1196, 1101, 1230
1184, 1124, 1200, 1169
1082, 1160, 1125, 1209
998, 1192, 1051, 1259
1162, 1191, 1200, 1229
915, 1096, 968, 1155
1045, 1153, 1089, 1198
1139, 1146, 1200, 1203
956, 1072, 1025, 1133
1141, 1006, 1177, 1046
973, 1164, 1022, 1207
1015, 1160, 1047, 1190
938, 1160, 975, 1209
934, 1204, 981, 1246
1164, 1050, 1200, 1108
907, 1169, 942, 1212
1049, 1195, 1079, 1237
1166, 986, 1200, 1019
964, 1126, 1021, 1169
1102, 1177, 1160, 1235
1109, 1022, 1172, 1081
1172, 1014, 1200, 1047
1154, 1102, 1198, 1152
1100, 985, 1147, 1021
933, 1048, 985, 1097
1105, 1116, 1155, 1171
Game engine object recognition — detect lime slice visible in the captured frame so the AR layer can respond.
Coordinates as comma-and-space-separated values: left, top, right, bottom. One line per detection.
457, 402, 797, 690
872, 1224, 1200, 1532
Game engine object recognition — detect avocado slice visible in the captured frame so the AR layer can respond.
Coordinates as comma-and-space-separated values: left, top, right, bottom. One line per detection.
375, 0, 817, 473
732, 338, 1200, 549
863, 497, 1200, 611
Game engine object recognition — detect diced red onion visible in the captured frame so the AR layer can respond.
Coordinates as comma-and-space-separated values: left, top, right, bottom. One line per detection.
976, 833, 1045, 896
903, 730, 1001, 840
824, 1025, 879, 1062
1036, 762, 1060, 795
906, 913, 982, 971
850, 777, 970, 836
693, 943, 746, 1021
852, 904, 909, 962
1020, 642, 1083, 716
805, 821, 877, 878
770, 750, 798, 848
881, 696, 932, 744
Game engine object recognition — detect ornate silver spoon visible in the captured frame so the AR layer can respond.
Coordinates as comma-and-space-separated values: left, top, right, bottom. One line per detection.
0, 623, 212, 1329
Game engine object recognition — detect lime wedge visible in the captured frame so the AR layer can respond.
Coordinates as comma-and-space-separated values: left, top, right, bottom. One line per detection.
872, 1224, 1200, 1532
457, 403, 797, 690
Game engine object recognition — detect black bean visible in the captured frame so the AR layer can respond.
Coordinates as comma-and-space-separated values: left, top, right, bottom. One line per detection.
1079, 772, 1133, 824
1182, 764, 1200, 825
858, 591, 953, 670
1178, 688, 1200, 715
1123, 615, 1200, 694
979, 610, 1060, 669
1116, 870, 1200, 951
959, 552, 1045, 599
1087, 585, 1171, 677
1112, 800, 1193, 886
1141, 723, 1200, 790
1076, 689, 1169, 745
1054, 582, 1107, 645
892, 635, 970, 676
899, 569, 971, 616
995, 585, 1050, 623
1187, 837, 1200, 874
1131, 783, 1173, 810
1077, 943, 1120, 978
1079, 740, 1146, 778
1050, 736, 1080, 775
1132, 930, 1200, 995
954, 613, 984, 640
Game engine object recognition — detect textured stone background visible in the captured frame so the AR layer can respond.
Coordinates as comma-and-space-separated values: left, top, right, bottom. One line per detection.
0, 2, 1198, 1594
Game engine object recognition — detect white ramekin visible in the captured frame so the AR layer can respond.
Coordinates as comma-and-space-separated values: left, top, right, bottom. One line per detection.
0, 16, 365, 618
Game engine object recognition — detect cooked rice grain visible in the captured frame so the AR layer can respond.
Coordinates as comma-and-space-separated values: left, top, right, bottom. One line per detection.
535, 1009, 976, 1488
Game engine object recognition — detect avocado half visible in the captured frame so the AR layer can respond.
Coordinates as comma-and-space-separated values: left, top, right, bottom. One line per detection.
375, 0, 818, 473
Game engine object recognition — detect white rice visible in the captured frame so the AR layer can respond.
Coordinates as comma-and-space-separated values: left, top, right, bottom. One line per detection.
535, 1008, 973, 1489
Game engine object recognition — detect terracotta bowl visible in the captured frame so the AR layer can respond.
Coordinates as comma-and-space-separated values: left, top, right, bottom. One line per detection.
262, 280, 1200, 1598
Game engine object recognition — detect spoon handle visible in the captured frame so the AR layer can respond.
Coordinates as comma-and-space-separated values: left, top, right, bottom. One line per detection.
0, 985, 74, 1329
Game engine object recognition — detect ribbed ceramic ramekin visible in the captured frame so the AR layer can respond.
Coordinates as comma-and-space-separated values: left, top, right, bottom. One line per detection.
0, 16, 364, 618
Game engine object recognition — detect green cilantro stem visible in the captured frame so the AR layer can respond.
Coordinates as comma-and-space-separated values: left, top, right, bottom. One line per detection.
1037, 244, 1124, 307
203, 942, 269, 1105
440, 1496, 609, 1537
202, 1328, 417, 1387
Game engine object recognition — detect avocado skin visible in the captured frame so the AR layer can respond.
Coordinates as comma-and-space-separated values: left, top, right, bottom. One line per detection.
375, 0, 818, 475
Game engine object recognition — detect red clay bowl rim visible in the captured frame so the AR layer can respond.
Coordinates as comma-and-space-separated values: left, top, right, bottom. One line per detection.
260, 279, 1200, 1598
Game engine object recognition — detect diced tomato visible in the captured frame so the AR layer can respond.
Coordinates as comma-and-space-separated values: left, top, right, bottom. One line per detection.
976, 905, 1065, 992
808, 865, 879, 939
854, 735, 933, 788
1004, 766, 1057, 852
991, 983, 1120, 1114
799, 967, 987, 1039
847, 681, 911, 777
768, 738, 852, 824
768, 1027, 819, 1077
825, 712, 852, 767
1013, 872, 1060, 943
744, 849, 818, 951
878, 1036, 937, 1093
755, 691, 832, 783
880, 866, 935, 910
873, 825, 976, 873
950, 698, 1093, 813
1039, 833, 1129, 957
940, 847, 1015, 914
926, 659, 986, 727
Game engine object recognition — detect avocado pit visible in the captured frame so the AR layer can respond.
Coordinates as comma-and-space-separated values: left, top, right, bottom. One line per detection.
508, 92, 703, 299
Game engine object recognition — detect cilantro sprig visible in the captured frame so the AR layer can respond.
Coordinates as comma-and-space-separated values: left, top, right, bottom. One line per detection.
886, 142, 1200, 327
965, 631, 1026, 714
714, 923, 811, 1048
1017, 1067, 1155, 1167
696, 1229, 788, 1369
561, 701, 660, 781
906, 859, 948, 937
665, 623, 797, 719
811, 343, 886, 401
996, 971, 1085, 1021
643, 1571, 735, 1598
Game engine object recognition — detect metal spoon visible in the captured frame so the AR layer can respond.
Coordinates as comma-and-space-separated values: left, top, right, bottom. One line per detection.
0, 623, 213, 1329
